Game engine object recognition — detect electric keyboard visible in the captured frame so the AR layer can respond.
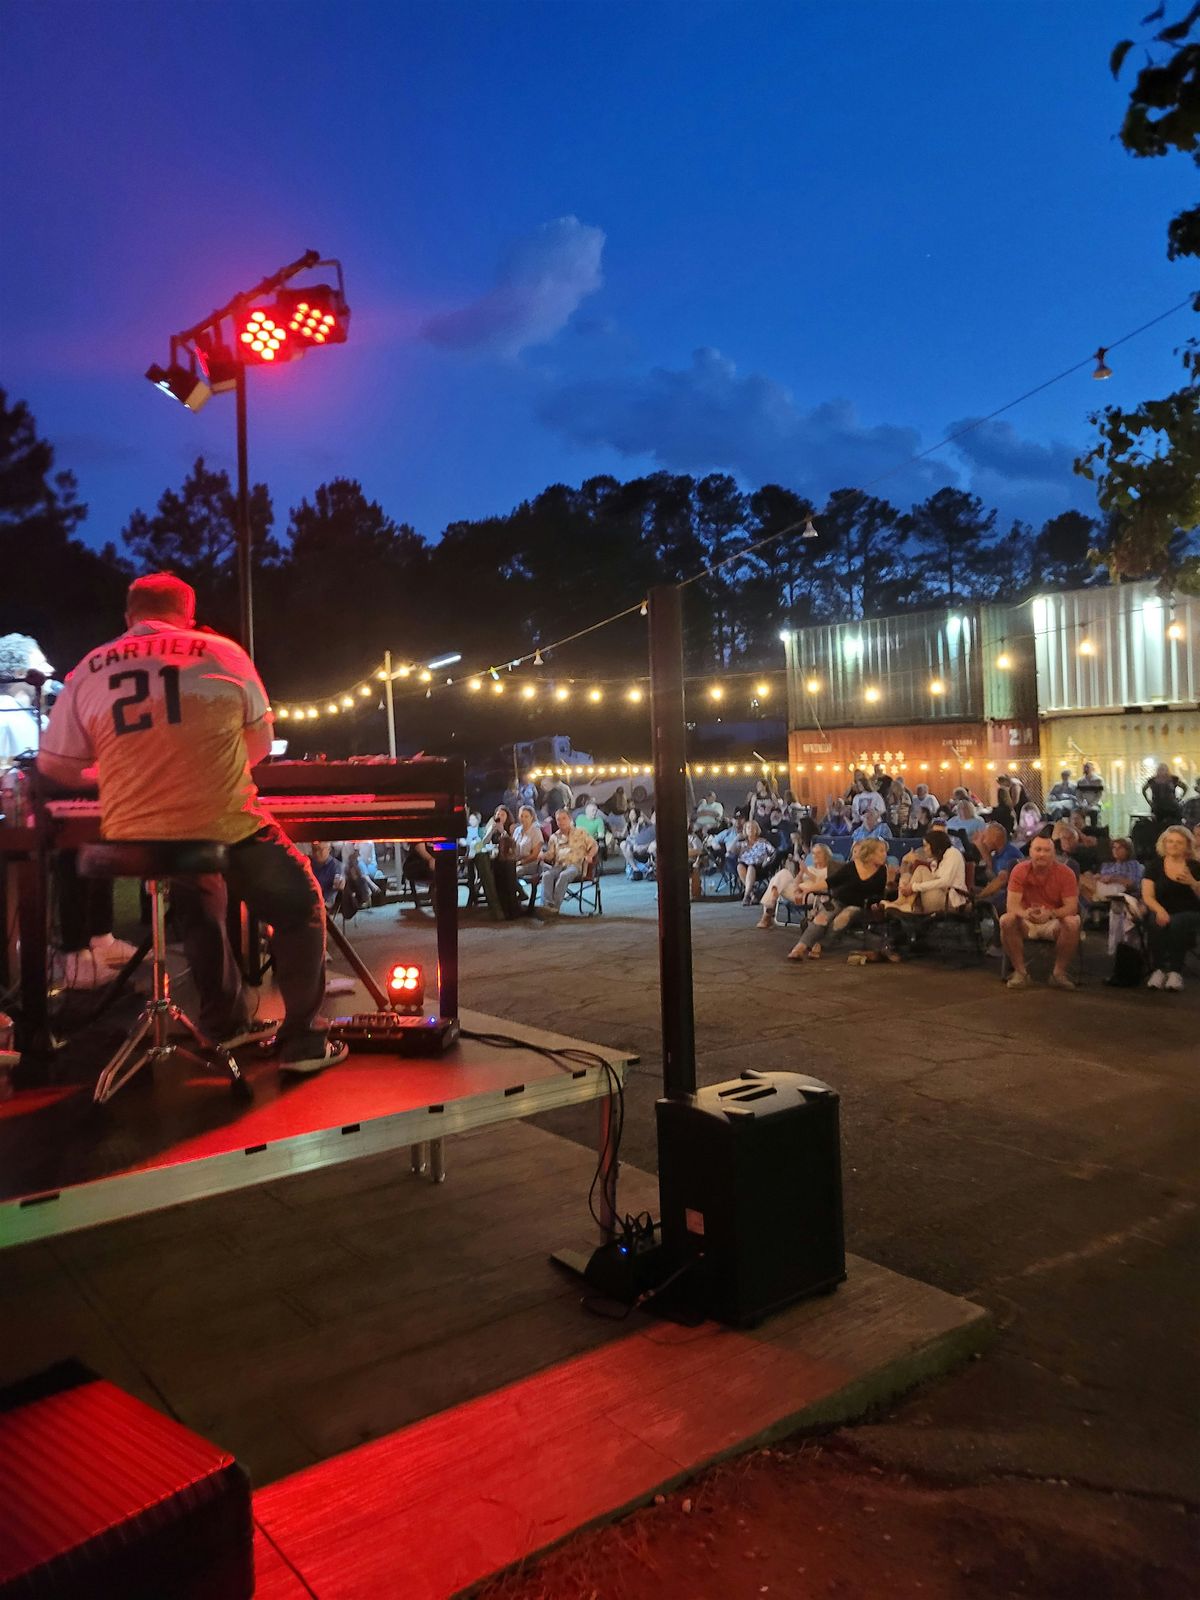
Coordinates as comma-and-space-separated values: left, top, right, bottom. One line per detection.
3, 759, 467, 848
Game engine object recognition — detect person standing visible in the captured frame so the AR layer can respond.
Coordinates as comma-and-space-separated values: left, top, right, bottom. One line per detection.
38, 573, 342, 1073
1142, 763, 1187, 828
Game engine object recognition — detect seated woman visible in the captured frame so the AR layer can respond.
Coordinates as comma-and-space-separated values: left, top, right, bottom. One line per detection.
911, 803, 936, 837
1080, 836, 1144, 953
821, 798, 852, 836
736, 820, 778, 905
512, 804, 546, 906
948, 800, 985, 841
1016, 800, 1044, 843
787, 838, 888, 960
621, 811, 657, 877
1142, 824, 1200, 991
475, 804, 520, 920
881, 832, 968, 958
757, 842, 833, 928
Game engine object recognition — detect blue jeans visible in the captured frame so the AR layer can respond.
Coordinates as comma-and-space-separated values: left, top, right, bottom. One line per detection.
169, 822, 327, 1058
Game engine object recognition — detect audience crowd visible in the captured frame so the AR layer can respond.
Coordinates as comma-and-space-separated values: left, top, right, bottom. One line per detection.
298, 759, 1200, 995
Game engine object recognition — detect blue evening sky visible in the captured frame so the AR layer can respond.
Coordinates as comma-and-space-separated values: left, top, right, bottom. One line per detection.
1, 0, 1192, 551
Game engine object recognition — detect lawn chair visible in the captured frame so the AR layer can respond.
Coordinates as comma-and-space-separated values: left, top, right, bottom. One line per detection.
562, 856, 604, 917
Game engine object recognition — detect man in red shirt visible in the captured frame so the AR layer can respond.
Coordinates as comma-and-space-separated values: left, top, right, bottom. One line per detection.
999, 834, 1081, 990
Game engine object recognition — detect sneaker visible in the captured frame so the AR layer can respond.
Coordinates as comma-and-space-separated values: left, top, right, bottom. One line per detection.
1146, 968, 1167, 990
90, 934, 140, 967
279, 1040, 349, 1076
220, 1018, 281, 1050
1164, 972, 1184, 992
1048, 972, 1076, 991
324, 975, 356, 995
1006, 970, 1031, 988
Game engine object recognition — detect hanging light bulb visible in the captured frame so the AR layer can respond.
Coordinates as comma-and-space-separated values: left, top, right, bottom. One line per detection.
1078, 634, 1097, 656
340, 695, 354, 708
520, 684, 536, 699
708, 686, 724, 701
588, 688, 603, 703
805, 677, 821, 694
996, 641, 1012, 670
801, 515, 818, 539
754, 682, 770, 697
555, 686, 569, 701
418, 668, 432, 683
490, 668, 501, 681
491, 680, 505, 695
627, 686, 644, 702
306, 707, 318, 720
397, 664, 412, 678
1166, 603, 1185, 641
929, 679, 945, 696
1092, 347, 1112, 380
468, 677, 482, 692
278, 707, 291, 719
865, 686, 881, 703
327, 702, 339, 715
640, 600, 648, 617
533, 649, 543, 666
358, 684, 371, 697
376, 669, 388, 682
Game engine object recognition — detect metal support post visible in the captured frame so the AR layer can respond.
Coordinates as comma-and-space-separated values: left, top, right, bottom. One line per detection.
383, 650, 397, 758
433, 844, 459, 1022
648, 584, 697, 1099
235, 364, 253, 659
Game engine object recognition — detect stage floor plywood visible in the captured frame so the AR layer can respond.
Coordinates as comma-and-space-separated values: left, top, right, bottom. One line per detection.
0, 1009, 635, 1248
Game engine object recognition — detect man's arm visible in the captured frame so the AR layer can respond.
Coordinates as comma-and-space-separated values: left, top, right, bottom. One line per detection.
37, 750, 93, 788
37, 677, 94, 789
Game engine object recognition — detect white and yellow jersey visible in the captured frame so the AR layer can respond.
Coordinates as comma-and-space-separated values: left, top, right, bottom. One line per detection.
43, 621, 272, 843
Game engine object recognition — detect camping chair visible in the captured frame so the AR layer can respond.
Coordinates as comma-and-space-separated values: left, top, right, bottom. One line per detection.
562, 856, 603, 917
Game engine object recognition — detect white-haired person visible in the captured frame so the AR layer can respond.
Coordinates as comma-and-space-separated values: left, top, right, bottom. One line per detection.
3, 631, 139, 988
736, 820, 777, 906
787, 837, 888, 961
756, 842, 833, 929
1142, 824, 1200, 991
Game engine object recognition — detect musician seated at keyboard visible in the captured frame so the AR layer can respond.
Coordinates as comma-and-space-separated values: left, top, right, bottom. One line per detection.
37, 573, 346, 1075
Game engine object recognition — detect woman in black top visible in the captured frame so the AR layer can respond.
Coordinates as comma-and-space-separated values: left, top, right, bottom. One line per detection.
787, 838, 888, 960
1142, 763, 1186, 825
1142, 825, 1200, 989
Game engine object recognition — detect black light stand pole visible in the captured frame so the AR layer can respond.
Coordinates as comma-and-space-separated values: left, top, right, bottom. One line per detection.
648, 583, 697, 1099
234, 363, 253, 659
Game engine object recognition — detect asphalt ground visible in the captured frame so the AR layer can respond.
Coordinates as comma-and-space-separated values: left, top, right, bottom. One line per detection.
345, 873, 1199, 1512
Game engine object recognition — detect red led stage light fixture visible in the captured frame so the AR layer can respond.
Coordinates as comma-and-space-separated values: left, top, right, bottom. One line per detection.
386, 961, 425, 1010
274, 284, 350, 346
236, 307, 295, 364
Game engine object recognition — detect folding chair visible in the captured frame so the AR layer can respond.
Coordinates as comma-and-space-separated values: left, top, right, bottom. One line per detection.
562, 857, 603, 917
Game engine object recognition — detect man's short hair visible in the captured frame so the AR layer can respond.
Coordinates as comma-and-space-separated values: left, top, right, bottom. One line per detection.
126, 573, 196, 623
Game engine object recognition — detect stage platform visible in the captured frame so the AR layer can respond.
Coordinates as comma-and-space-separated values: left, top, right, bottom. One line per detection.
0, 1009, 635, 1248
1, 1119, 988, 1598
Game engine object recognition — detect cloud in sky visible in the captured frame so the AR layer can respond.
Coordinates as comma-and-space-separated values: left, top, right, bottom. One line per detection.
536, 345, 943, 505
536, 346, 1095, 525
422, 216, 605, 357
945, 417, 1094, 525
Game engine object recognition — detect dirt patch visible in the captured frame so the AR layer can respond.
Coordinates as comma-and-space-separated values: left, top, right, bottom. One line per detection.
478, 1439, 1197, 1600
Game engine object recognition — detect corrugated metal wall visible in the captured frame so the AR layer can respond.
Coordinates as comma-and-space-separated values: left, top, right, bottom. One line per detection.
786, 604, 1038, 730
1040, 710, 1200, 836
1032, 585, 1200, 712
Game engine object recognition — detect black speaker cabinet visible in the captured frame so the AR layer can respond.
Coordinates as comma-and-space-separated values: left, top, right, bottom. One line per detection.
656, 1070, 845, 1326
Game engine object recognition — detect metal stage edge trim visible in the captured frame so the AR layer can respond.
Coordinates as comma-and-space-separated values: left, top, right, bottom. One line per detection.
0, 1059, 627, 1250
